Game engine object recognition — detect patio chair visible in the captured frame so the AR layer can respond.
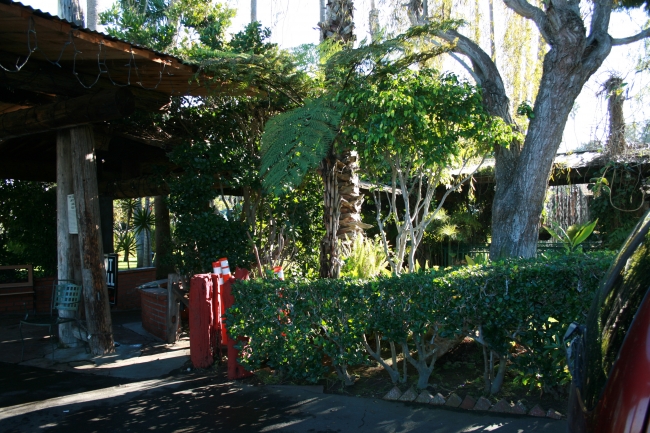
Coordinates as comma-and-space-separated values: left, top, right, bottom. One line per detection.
19, 281, 83, 361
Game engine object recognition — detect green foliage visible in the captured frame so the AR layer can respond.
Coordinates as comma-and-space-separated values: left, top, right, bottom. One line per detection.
132, 205, 155, 237
589, 162, 647, 249
227, 251, 614, 391
545, 219, 598, 253
253, 172, 324, 279
339, 235, 390, 279
167, 139, 253, 276
0, 180, 57, 277
227, 278, 368, 384
516, 100, 535, 119
100, 0, 235, 53
339, 69, 514, 172
259, 99, 341, 194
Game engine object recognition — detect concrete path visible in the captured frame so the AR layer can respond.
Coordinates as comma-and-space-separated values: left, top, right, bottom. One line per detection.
0, 312, 566, 432
0, 367, 565, 433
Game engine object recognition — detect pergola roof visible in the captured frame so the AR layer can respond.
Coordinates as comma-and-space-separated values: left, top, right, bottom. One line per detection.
0, 0, 246, 197
0, 0, 232, 116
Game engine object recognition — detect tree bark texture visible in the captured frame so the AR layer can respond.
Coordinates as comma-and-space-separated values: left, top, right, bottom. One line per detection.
605, 76, 627, 155
86, 0, 97, 31
58, 0, 84, 26
0, 88, 135, 140
319, 0, 355, 44
56, 129, 82, 346
70, 125, 115, 356
251, 0, 257, 23
490, 1, 613, 259
436, 1, 620, 259
336, 150, 370, 241
319, 157, 341, 278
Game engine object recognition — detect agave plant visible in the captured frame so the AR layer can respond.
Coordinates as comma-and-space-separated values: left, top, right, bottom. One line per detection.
115, 232, 137, 268
545, 219, 598, 253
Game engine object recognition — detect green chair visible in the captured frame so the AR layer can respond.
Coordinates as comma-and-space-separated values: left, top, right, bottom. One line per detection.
19, 281, 83, 361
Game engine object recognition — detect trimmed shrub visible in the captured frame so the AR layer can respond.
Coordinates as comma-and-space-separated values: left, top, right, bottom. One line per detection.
227, 251, 614, 392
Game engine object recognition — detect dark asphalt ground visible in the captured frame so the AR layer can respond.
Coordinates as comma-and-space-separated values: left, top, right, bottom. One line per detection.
0, 362, 566, 433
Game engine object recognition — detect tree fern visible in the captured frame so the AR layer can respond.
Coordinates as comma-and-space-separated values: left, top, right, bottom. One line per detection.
260, 99, 341, 194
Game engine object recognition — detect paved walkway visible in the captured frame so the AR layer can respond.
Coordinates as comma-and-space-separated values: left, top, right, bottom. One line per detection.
0, 310, 190, 379
0, 312, 567, 432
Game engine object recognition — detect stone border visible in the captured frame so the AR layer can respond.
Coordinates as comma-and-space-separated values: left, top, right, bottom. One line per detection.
382, 386, 564, 419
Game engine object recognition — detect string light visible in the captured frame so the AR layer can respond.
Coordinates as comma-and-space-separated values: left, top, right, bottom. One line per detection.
1, 16, 173, 93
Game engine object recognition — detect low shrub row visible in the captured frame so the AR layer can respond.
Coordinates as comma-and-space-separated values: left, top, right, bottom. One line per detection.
226, 251, 614, 394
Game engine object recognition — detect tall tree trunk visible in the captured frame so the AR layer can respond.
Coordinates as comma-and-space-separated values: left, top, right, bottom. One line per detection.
319, 0, 355, 44
58, 0, 84, 26
56, 130, 82, 346
319, 157, 341, 278
489, 2, 612, 259
70, 125, 114, 356
320, 0, 327, 42
604, 76, 627, 155
86, 0, 97, 30
433, 0, 623, 260
369, 0, 379, 41
336, 150, 369, 241
318, 0, 361, 279
488, 0, 496, 62
251, 0, 257, 23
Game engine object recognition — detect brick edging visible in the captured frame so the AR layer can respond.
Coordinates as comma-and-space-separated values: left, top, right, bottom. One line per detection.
382, 387, 564, 419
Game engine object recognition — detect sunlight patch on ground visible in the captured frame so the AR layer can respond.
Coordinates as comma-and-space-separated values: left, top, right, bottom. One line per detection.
0, 376, 205, 422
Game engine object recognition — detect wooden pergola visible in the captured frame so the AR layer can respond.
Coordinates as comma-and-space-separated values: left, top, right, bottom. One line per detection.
0, 0, 242, 355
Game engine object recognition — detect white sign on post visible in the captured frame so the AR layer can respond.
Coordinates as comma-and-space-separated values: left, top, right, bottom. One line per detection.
67, 194, 78, 234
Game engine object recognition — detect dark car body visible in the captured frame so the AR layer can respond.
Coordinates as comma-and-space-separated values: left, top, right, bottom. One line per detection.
566, 211, 650, 433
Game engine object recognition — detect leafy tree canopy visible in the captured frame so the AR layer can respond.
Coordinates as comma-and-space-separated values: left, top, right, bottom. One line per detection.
100, 0, 235, 53
0, 180, 57, 277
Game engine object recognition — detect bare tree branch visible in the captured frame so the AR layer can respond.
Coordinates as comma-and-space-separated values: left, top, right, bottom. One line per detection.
589, 0, 613, 40
612, 27, 650, 46
502, 0, 547, 35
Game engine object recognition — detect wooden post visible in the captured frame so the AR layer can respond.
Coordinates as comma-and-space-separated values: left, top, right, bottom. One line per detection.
154, 196, 173, 279
70, 125, 115, 355
56, 129, 82, 346
189, 274, 213, 369
166, 273, 180, 344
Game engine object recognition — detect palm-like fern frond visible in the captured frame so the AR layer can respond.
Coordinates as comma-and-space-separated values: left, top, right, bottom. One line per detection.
260, 99, 341, 194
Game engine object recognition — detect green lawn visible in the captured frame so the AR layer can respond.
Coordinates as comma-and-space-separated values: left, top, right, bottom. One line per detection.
116, 255, 140, 271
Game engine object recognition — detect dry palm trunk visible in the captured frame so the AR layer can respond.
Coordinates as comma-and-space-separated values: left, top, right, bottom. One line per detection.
319, 156, 341, 278
605, 76, 627, 156
318, 0, 366, 278
336, 150, 371, 241
319, 0, 355, 43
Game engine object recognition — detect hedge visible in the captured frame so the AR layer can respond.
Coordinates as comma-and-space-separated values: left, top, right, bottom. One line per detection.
226, 251, 614, 393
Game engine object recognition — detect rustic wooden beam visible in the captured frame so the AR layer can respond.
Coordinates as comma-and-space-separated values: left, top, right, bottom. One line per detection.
56, 129, 83, 346
0, 52, 172, 111
0, 85, 59, 107
166, 273, 181, 344
70, 125, 115, 356
0, 88, 135, 140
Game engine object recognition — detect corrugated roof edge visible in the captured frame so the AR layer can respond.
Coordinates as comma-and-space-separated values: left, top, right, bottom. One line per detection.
1, 0, 199, 68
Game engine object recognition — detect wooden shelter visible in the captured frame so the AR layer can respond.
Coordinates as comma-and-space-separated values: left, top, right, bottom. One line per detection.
0, 0, 243, 355
0, 0, 239, 194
